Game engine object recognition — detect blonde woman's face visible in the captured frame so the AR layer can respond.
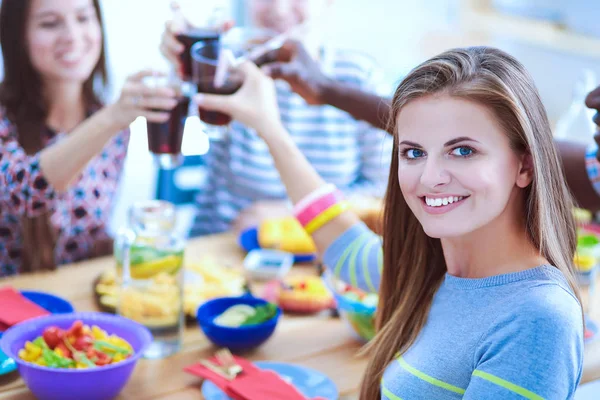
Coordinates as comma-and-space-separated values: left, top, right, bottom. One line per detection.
396, 95, 532, 238
248, 0, 328, 33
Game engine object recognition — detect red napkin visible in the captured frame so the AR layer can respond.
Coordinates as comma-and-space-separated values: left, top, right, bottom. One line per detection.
0, 286, 50, 330
184, 356, 327, 400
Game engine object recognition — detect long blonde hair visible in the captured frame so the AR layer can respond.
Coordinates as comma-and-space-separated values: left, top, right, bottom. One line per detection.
360, 46, 580, 400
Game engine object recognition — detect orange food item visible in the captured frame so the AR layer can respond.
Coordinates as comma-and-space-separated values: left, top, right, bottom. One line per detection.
276, 276, 334, 313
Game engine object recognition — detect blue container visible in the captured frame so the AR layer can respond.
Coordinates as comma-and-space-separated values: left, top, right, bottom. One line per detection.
20, 291, 74, 314
196, 296, 281, 352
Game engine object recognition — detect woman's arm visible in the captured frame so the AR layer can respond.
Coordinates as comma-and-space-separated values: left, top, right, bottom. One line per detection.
262, 40, 392, 131
555, 140, 600, 212
41, 71, 177, 191
195, 62, 384, 291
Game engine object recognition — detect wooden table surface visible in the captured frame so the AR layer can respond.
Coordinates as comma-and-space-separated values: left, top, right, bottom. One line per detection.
1, 232, 600, 399
0, 233, 366, 400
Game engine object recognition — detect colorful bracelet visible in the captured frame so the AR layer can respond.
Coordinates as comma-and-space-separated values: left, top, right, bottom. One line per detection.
293, 184, 337, 216
304, 201, 351, 235
296, 190, 344, 227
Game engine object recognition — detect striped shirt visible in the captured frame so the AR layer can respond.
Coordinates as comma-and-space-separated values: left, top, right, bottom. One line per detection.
324, 223, 583, 399
192, 49, 393, 235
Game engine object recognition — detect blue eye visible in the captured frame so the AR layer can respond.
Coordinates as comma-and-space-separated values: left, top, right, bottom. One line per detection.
451, 146, 474, 157
406, 149, 424, 159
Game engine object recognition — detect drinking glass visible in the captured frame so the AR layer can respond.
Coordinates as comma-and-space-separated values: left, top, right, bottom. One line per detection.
114, 200, 185, 359
144, 74, 193, 169
190, 27, 278, 140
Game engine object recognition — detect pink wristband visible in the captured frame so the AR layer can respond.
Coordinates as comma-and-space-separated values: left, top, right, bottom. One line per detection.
295, 190, 344, 227
293, 184, 336, 216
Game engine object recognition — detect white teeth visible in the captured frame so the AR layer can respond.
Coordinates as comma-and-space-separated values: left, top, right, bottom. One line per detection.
425, 196, 465, 207
60, 52, 80, 62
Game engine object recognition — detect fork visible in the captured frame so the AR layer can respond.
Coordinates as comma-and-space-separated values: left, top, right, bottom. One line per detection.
215, 348, 243, 378
199, 359, 234, 380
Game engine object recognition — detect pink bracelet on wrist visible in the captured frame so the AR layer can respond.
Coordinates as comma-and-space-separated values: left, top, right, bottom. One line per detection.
295, 189, 344, 227
293, 184, 336, 216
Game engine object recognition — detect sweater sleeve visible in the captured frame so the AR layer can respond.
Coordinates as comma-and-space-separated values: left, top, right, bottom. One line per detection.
463, 285, 583, 400
322, 221, 383, 293
0, 111, 57, 217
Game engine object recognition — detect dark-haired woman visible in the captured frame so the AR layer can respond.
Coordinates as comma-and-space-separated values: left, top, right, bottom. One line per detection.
0, 0, 177, 276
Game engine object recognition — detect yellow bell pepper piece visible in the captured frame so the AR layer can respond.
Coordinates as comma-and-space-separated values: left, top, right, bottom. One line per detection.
258, 217, 316, 254
91, 325, 108, 341
19, 341, 42, 362
107, 335, 133, 353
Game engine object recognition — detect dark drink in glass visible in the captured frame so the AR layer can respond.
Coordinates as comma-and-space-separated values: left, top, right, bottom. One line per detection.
176, 28, 220, 82
147, 96, 191, 168
195, 79, 241, 126
191, 41, 243, 127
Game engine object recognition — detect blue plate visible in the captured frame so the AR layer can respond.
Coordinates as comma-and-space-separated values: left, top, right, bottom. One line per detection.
0, 290, 74, 375
202, 361, 338, 400
239, 227, 316, 263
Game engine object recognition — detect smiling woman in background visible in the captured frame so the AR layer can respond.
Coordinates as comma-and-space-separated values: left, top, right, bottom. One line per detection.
194, 46, 583, 399
0, 0, 178, 276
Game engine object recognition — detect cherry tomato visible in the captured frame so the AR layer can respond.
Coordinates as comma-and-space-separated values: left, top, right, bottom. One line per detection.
42, 326, 64, 349
94, 350, 111, 366
55, 342, 72, 359
73, 335, 93, 351
68, 320, 84, 337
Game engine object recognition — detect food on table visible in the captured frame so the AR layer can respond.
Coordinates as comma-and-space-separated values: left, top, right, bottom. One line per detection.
115, 243, 185, 279
574, 253, 596, 273
575, 231, 600, 274
119, 272, 182, 327
96, 256, 245, 320
258, 217, 316, 254
18, 320, 133, 369
334, 280, 378, 341
347, 195, 384, 235
274, 276, 334, 313
573, 207, 592, 224
213, 303, 278, 328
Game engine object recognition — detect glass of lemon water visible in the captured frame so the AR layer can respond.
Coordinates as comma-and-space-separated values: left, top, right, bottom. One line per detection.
114, 200, 185, 359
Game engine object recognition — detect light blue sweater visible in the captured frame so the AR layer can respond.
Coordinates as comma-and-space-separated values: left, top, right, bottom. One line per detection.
323, 223, 584, 399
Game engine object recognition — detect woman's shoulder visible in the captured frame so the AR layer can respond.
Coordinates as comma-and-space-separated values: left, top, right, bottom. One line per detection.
492, 266, 582, 337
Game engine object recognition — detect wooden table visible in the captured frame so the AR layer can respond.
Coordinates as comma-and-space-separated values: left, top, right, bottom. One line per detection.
1, 232, 600, 399
0, 233, 367, 400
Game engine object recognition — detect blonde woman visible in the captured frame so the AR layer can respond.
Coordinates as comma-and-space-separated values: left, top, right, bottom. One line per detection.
195, 47, 583, 399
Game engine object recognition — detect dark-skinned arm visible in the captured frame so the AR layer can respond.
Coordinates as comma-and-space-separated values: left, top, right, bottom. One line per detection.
261, 40, 392, 131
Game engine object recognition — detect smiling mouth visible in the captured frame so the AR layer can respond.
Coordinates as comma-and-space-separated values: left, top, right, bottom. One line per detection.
57, 51, 85, 64
421, 195, 469, 208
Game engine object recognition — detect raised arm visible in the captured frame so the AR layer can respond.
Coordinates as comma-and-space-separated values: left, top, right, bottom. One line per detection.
261, 40, 392, 132
195, 62, 384, 292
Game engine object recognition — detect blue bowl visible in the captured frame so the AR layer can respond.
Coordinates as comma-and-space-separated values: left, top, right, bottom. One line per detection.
20, 291, 74, 314
197, 296, 281, 352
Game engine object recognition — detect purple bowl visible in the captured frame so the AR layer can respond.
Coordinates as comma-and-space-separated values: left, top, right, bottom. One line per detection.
0, 312, 152, 400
